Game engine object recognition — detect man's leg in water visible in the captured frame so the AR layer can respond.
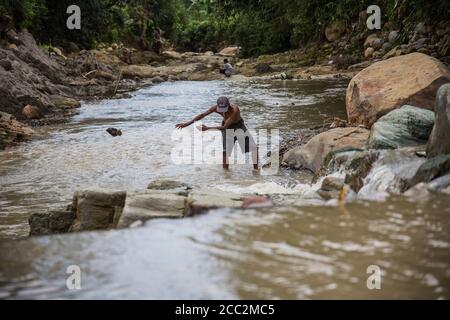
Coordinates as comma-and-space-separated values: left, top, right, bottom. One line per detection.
223, 152, 229, 170
222, 128, 233, 170
252, 147, 259, 170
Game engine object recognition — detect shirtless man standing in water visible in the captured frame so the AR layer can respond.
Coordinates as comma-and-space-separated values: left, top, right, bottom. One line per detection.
175, 96, 259, 170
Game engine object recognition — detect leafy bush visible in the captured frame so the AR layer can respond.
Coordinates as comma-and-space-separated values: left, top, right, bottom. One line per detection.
0, 0, 47, 29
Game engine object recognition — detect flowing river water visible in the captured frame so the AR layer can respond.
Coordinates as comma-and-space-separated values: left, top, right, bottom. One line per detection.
0, 79, 449, 299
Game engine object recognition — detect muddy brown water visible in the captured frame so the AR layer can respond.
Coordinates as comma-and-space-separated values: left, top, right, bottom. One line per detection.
0, 79, 449, 299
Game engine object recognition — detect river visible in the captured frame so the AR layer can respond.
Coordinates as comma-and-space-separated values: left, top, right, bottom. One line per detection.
0, 79, 449, 299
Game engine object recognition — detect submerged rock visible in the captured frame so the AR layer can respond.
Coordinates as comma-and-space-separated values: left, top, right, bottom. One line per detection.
282, 127, 369, 173
147, 179, 189, 191
427, 84, 450, 157
344, 151, 381, 192
315, 146, 430, 195
358, 149, 426, 195
317, 176, 345, 200
346, 53, 450, 127
366, 105, 435, 149
408, 154, 450, 188
316, 149, 380, 193
117, 190, 185, 228
185, 190, 244, 216
404, 173, 450, 198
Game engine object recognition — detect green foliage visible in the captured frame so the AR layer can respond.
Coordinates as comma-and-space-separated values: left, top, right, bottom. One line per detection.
174, 0, 450, 57
1, 0, 183, 49
0, 0, 47, 29
1, 0, 449, 56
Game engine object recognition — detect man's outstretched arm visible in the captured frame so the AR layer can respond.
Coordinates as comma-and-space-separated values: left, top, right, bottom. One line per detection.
175, 106, 215, 129
198, 116, 234, 131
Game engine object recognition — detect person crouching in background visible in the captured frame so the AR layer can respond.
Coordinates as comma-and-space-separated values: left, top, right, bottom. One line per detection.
220, 59, 233, 78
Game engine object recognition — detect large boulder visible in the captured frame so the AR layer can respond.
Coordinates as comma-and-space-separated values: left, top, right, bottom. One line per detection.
366, 105, 435, 149
405, 173, 450, 198
282, 127, 370, 173
218, 47, 240, 56
346, 53, 450, 127
427, 84, 450, 157
408, 154, 450, 188
117, 190, 185, 228
314, 149, 380, 193
71, 189, 126, 231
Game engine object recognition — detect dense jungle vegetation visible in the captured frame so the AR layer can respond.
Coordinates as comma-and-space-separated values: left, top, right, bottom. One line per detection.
1, 0, 449, 57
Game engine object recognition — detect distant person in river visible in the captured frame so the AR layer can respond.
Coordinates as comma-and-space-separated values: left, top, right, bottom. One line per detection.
220, 59, 233, 78
175, 96, 258, 171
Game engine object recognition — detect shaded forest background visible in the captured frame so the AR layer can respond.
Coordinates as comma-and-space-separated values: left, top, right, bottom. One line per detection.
0, 0, 449, 57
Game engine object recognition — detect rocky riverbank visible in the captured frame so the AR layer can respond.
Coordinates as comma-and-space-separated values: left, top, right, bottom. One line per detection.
2, 19, 449, 151
1, 22, 450, 239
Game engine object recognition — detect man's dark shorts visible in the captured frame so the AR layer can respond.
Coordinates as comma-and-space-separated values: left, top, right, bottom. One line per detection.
221, 119, 257, 157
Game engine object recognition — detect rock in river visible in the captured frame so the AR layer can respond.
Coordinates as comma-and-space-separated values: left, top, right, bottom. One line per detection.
185, 189, 244, 216
408, 154, 450, 188
29, 210, 75, 236
117, 190, 186, 228
282, 127, 370, 173
317, 176, 345, 200
71, 188, 126, 231
147, 179, 189, 191
0, 111, 35, 150
427, 84, 450, 157
366, 105, 435, 149
346, 53, 450, 127
106, 127, 122, 137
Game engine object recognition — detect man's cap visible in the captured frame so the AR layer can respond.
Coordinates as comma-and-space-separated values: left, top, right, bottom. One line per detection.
217, 96, 230, 113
